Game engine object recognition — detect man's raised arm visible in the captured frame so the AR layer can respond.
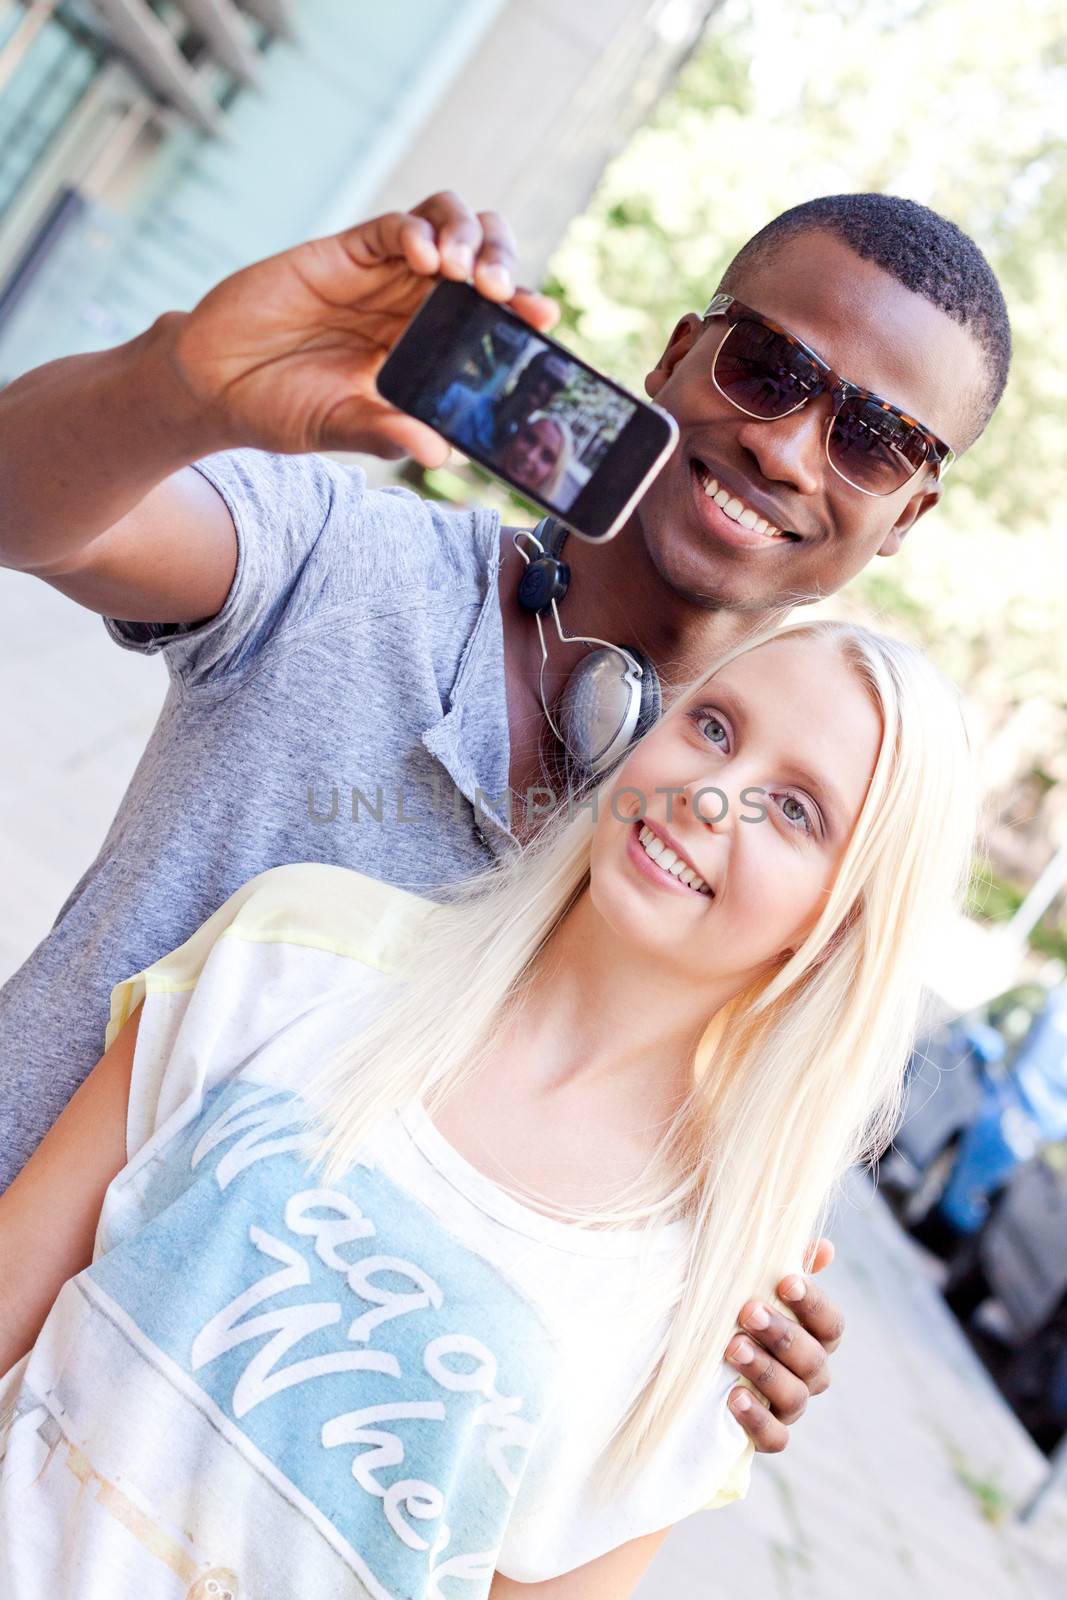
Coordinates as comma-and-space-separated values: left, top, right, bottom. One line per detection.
0, 325, 241, 624
0, 193, 558, 625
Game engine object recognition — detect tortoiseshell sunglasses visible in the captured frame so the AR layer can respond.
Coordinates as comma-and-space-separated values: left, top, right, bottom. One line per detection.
701, 293, 956, 497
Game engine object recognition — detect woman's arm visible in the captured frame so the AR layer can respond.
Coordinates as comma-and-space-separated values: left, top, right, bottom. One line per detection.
0, 1003, 142, 1374
490, 1524, 672, 1600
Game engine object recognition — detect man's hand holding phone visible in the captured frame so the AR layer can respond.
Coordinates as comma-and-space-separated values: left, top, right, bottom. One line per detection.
164, 191, 560, 463
376, 280, 679, 540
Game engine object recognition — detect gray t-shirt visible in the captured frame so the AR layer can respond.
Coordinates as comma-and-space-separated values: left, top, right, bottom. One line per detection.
0, 448, 519, 1190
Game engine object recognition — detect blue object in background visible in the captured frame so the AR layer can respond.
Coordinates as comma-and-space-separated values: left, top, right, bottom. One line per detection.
1013, 987, 1067, 1136
939, 989, 1067, 1234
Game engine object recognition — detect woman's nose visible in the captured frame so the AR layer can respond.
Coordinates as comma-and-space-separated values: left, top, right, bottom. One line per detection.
679, 778, 733, 831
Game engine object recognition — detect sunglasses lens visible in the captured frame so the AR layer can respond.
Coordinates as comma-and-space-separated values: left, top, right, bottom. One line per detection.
829, 397, 930, 495
714, 319, 821, 419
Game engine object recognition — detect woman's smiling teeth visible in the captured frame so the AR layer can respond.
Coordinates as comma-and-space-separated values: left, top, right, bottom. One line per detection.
693, 462, 791, 540
638, 825, 712, 894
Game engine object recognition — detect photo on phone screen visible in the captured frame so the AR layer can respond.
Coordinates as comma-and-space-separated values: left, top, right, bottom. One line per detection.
376, 280, 678, 540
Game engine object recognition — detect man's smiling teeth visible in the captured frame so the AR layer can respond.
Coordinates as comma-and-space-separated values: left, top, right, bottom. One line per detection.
638, 825, 712, 894
693, 463, 790, 539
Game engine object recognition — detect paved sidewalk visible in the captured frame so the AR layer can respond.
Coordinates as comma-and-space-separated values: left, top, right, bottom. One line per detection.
0, 568, 166, 986
638, 1168, 1067, 1599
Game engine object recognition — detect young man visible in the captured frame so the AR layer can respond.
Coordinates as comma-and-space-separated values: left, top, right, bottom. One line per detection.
0, 188, 1010, 1461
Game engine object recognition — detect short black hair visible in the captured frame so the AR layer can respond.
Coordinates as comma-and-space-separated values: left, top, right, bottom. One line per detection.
522, 350, 569, 388
720, 194, 1011, 447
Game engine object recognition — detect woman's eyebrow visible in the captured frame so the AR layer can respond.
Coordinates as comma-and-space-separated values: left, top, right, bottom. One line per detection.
700, 684, 844, 838
699, 684, 747, 736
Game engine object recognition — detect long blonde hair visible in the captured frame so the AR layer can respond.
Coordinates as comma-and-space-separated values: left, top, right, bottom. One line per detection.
299, 617, 976, 1496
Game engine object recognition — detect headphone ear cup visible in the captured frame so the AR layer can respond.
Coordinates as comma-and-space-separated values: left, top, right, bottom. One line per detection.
624, 647, 661, 740
555, 645, 656, 778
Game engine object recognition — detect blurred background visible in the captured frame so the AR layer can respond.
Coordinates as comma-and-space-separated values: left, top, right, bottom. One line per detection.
0, 0, 1066, 1593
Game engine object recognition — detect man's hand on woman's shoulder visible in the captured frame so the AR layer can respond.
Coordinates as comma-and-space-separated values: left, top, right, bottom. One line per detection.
725, 1237, 844, 1454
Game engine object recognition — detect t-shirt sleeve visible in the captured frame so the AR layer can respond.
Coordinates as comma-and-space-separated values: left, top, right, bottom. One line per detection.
496, 1342, 754, 1582
101, 866, 289, 1163
101, 448, 359, 690
101, 862, 428, 1168
92, 863, 426, 1271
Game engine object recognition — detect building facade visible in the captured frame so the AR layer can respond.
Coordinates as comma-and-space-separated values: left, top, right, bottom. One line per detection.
0, 0, 721, 384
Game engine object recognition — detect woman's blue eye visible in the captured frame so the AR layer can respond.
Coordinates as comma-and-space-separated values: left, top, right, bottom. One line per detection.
775, 792, 815, 834
687, 709, 817, 835
691, 708, 729, 747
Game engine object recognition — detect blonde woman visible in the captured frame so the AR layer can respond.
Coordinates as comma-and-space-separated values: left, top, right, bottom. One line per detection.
0, 617, 974, 1600
496, 409, 575, 501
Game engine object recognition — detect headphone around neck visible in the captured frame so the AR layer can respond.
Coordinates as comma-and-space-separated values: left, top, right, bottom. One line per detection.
514, 517, 662, 777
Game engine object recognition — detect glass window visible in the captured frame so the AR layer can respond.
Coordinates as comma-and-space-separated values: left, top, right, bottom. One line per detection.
0, 9, 105, 218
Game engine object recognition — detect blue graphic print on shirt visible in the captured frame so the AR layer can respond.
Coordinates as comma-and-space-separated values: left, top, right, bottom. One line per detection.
86, 1078, 557, 1595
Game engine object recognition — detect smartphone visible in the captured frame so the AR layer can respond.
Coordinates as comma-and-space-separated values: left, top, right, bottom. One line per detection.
376, 279, 679, 541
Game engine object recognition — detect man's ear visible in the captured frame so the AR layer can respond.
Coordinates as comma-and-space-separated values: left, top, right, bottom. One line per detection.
877, 483, 942, 557
645, 312, 704, 399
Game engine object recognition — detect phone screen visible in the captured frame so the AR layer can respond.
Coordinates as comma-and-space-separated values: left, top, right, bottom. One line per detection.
376, 280, 678, 540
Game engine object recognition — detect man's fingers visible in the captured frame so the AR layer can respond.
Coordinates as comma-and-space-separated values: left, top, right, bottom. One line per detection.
397, 216, 440, 275
726, 1331, 813, 1424
803, 1236, 835, 1274
337, 211, 439, 276
411, 189, 486, 279
727, 1385, 789, 1453
510, 286, 562, 333
776, 1271, 846, 1355
471, 209, 518, 299
406, 198, 560, 334
337, 197, 559, 339
732, 1298, 833, 1393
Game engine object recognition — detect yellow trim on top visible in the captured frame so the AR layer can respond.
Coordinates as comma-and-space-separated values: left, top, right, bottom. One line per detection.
702, 1436, 755, 1509
104, 862, 433, 1053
